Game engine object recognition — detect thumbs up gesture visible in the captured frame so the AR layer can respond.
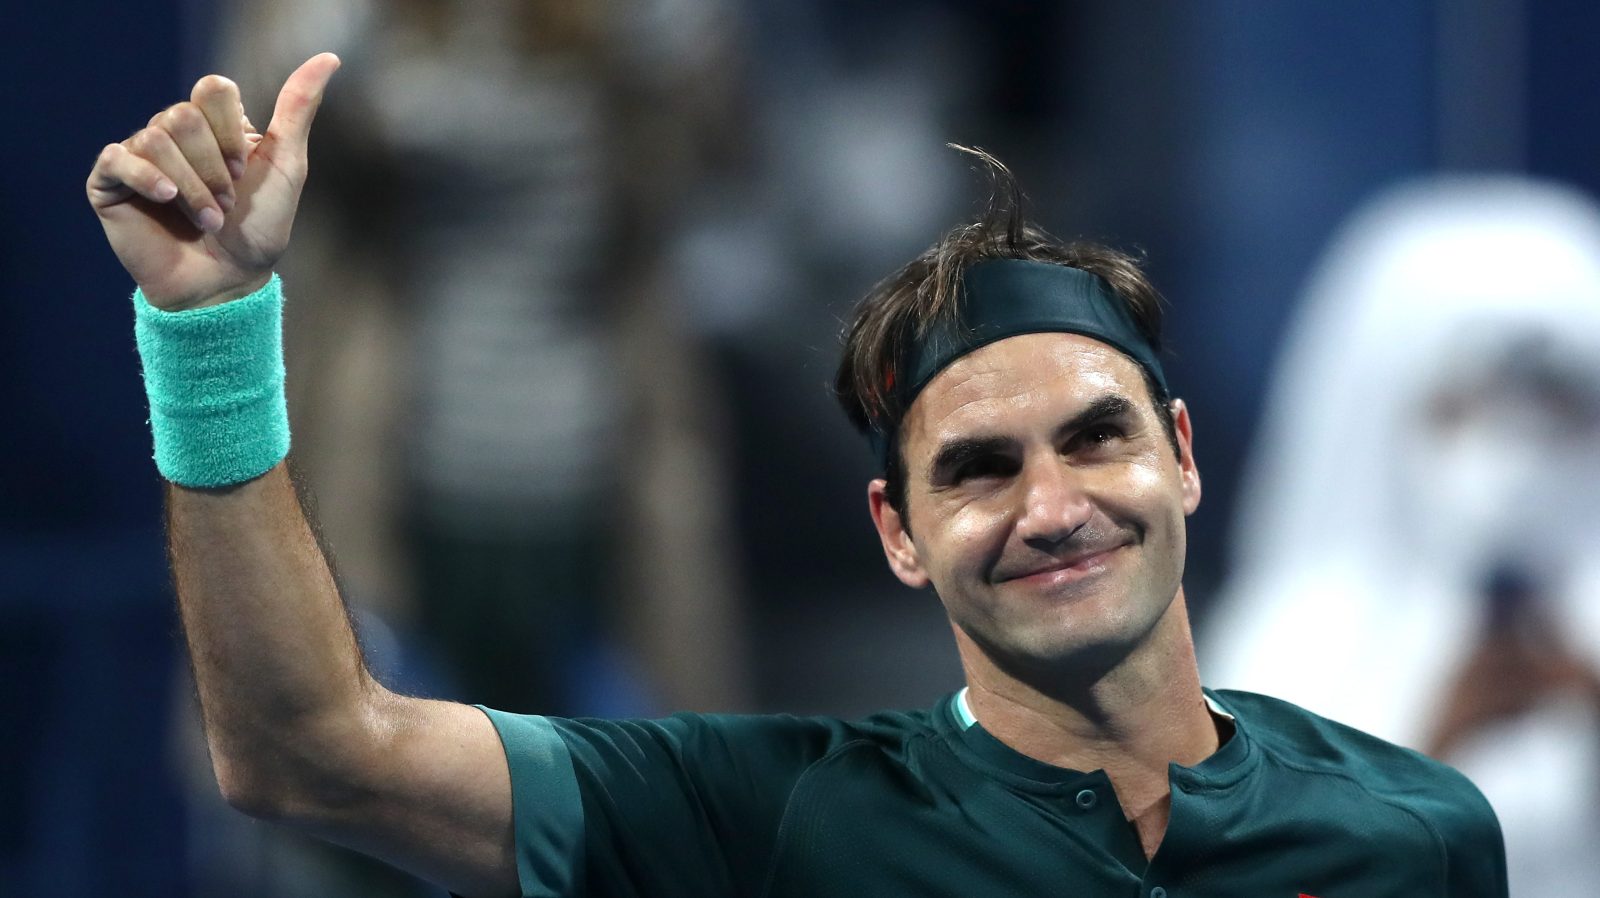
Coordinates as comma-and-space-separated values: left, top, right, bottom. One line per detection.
87, 53, 341, 311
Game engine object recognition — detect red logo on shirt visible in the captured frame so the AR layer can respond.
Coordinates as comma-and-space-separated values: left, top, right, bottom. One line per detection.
1299, 894, 1320, 898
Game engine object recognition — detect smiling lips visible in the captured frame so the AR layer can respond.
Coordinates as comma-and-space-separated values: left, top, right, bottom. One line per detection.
1001, 544, 1127, 586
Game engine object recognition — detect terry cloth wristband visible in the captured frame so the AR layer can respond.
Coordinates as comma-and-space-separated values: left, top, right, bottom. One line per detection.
132, 274, 290, 488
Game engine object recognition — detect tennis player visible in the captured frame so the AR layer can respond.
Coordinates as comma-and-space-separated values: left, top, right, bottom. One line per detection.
87, 55, 1507, 897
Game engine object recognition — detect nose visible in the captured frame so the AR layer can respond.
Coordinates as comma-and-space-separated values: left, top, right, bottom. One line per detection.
1015, 455, 1094, 549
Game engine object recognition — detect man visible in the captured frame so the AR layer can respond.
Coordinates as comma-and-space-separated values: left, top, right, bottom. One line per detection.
87, 56, 1505, 897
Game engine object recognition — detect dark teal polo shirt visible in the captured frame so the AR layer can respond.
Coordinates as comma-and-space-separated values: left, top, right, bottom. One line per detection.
478, 688, 1506, 897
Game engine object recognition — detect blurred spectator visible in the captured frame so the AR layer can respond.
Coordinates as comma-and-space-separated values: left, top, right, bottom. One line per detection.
175, 0, 755, 893
1202, 176, 1600, 896
219, 0, 754, 717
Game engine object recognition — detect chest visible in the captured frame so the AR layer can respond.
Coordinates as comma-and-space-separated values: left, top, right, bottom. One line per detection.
760, 757, 1444, 898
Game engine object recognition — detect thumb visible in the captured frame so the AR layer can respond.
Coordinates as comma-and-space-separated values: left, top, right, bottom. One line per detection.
265, 52, 341, 155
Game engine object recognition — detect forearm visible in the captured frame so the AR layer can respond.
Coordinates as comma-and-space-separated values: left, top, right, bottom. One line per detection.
167, 460, 382, 811
94, 62, 523, 894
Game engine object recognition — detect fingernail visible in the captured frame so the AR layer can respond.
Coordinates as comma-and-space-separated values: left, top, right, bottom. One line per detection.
216, 192, 235, 213
155, 179, 178, 200
227, 158, 245, 180
198, 207, 225, 233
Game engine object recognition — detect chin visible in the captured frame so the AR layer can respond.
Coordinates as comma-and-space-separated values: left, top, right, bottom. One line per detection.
966, 613, 1143, 683
977, 589, 1174, 680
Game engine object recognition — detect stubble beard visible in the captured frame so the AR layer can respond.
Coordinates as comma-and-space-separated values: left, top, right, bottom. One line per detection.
951, 573, 1172, 695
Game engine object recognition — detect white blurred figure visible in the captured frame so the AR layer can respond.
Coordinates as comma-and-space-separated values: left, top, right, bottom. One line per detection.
1202, 176, 1600, 897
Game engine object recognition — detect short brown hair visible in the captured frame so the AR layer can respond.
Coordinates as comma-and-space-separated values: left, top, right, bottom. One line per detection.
833, 147, 1175, 517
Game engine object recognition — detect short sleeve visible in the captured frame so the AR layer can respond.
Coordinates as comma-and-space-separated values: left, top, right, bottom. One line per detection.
477, 706, 852, 898
1439, 780, 1509, 898
475, 709, 586, 897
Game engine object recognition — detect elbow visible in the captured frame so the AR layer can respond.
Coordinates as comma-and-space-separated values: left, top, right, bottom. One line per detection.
212, 752, 366, 824
213, 754, 291, 820
207, 730, 330, 821
206, 700, 391, 823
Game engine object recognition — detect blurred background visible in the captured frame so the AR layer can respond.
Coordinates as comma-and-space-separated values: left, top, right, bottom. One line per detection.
6, 0, 1600, 895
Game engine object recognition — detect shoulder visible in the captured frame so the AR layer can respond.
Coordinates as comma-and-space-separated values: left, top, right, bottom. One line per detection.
1215, 689, 1489, 810
477, 704, 943, 897
481, 702, 937, 772
569, 704, 934, 746
525, 704, 939, 780
686, 705, 941, 771
1215, 689, 1507, 892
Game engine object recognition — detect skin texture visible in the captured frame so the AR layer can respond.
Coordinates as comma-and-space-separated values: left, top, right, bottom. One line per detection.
868, 332, 1218, 858
87, 57, 519, 897
88, 57, 328, 309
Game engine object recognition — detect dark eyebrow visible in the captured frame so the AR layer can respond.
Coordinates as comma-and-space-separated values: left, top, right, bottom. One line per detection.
1056, 394, 1135, 441
926, 394, 1137, 482
928, 435, 1015, 482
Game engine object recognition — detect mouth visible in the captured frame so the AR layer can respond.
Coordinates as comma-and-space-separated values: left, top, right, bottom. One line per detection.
1001, 544, 1127, 588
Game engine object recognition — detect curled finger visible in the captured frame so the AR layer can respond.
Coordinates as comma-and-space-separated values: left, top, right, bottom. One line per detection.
87, 142, 178, 208
126, 126, 223, 233
191, 74, 249, 180
156, 102, 235, 212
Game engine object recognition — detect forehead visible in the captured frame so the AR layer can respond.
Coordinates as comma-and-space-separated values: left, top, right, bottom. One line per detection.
901, 333, 1148, 451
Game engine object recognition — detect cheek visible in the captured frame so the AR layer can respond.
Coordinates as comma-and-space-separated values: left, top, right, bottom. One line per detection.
1122, 459, 1167, 493
1131, 461, 1190, 568
928, 498, 1013, 576
1099, 456, 1186, 531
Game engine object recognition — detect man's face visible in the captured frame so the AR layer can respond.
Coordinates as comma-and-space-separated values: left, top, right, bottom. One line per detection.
868, 333, 1201, 677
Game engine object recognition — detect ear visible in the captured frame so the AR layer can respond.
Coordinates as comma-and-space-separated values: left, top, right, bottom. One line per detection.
867, 479, 931, 589
1170, 399, 1202, 515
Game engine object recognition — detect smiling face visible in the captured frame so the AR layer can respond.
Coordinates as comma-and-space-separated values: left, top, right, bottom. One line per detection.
868, 332, 1201, 682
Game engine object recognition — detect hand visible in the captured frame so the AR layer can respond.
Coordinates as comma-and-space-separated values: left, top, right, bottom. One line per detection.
86, 53, 341, 311
1423, 626, 1600, 760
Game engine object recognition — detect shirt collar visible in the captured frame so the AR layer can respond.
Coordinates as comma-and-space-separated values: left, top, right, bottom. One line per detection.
952, 685, 1235, 730
941, 686, 1252, 788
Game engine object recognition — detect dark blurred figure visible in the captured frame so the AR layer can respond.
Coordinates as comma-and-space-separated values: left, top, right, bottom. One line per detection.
269, 0, 753, 714
177, 0, 753, 893
1203, 176, 1600, 896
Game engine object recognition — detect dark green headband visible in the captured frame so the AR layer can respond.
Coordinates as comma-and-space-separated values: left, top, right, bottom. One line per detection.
868, 258, 1168, 467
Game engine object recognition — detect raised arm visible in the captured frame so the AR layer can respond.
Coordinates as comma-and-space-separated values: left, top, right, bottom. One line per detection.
87, 55, 519, 898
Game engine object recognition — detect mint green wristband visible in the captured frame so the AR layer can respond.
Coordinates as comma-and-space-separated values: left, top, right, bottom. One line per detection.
132, 275, 290, 488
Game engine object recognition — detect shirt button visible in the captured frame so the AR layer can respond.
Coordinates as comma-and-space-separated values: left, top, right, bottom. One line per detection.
1150, 888, 1167, 898
1074, 788, 1098, 810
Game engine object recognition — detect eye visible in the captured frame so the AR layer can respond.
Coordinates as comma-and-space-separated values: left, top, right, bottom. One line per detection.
955, 454, 1017, 482
1072, 423, 1125, 451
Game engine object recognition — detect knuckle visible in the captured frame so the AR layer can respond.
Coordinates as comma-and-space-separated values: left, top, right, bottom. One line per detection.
176, 174, 209, 199
162, 103, 204, 134
127, 128, 161, 154
193, 73, 238, 100
279, 88, 312, 112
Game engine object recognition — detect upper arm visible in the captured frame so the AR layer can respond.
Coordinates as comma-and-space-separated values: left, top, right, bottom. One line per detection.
1413, 767, 1507, 898
514, 711, 848, 897
283, 695, 522, 898
1443, 794, 1509, 898
271, 698, 845, 898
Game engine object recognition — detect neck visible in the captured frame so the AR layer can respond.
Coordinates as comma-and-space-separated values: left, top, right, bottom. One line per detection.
955, 591, 1222, 858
